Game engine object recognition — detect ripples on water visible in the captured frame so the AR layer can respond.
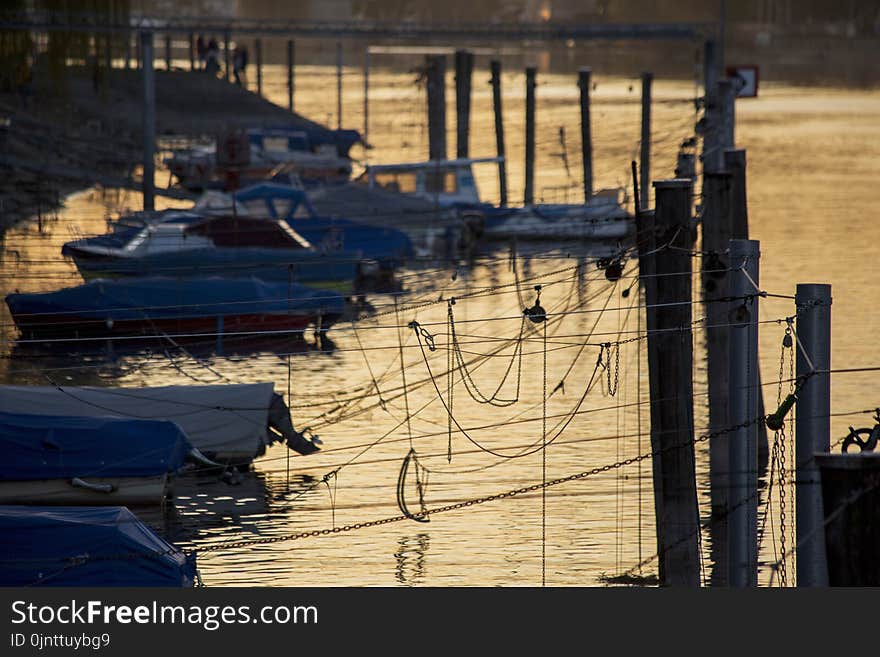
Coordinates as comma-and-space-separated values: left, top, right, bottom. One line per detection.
1, 67, 878, 586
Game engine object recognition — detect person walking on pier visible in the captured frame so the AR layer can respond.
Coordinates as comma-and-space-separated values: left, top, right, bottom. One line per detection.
196, 34, 206, 70
233, 45, 248, 87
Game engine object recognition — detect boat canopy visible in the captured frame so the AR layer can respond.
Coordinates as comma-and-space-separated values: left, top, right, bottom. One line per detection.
6, 276, 344, 322
0, 506, 196, 586
0, 412, 191, 481
0, 382, 298, 460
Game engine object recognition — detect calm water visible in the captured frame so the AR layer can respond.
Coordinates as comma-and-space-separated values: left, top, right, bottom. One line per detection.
1, 65, 878, 586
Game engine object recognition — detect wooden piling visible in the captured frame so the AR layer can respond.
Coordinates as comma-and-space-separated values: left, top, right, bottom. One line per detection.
524, 65, 536, 206
796, 283, 832, 587
287, 40, 295, 112
425, 54, 447, 161
255, 38, 262, 95
224, 30, 231, 82
645, 179, 701, 587
728, 238, 761, 588
719, 79, 735, 154
724, 148, 769, 465
125, 32, 132, 70
363, 47, 370, 144
702, 39, 720, 174
640, 72, 653, 210
490, 59, 507, 207
165, 35, 172, 71
140, 31, 155, 212
336, 41, 343, 130
577, 67, 592, 202
188, 32, 195, 71
455, 49, 474, 159
702, 170, 733, 586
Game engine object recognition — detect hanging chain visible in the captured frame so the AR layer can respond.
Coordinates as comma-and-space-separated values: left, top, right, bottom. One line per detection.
777, 321, 795, 586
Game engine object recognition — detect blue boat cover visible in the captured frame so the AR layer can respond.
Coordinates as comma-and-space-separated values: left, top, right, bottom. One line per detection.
0, 412, 192, 481
233, 183, 414, 263
6, 276, 346, 321
0, 506, 196, 586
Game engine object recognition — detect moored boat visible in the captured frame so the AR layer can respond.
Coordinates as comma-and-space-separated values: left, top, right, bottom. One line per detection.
0, 412, 193, 505
359, 157, 632, 241
0, 382, 319, 464
5, 276, 345, 341
0, 506, 197, 586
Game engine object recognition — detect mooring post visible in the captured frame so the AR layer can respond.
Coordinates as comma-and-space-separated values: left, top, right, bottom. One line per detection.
640, 72, 653, 210
724, 148, 769, 468
135, 32, 141, 70
188, 32, 194, 71
165, 34, 172, 71
577, 67, 593, 202
363, 47, 370, 145
524, 65, 536, 206
702, 170, 733, 586
125, 32, 132, 70
647, 179, 701, 587
425, 54, 447, 161
719, 79, 735, 154
287, 39, 295, 112
702, 38, 720, 175
795, 283, 832, 587
255, 38, 262, 95
336, 40, 343, 130
140, 30, 155, 212
636, 207, 665, 584
727, 238, 760, 588
490, 59, 507, 206
224, 29, 231, 82
455, 49, 473, 159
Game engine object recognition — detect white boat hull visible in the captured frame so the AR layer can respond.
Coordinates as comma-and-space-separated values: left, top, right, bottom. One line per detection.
484, 207, 632, 241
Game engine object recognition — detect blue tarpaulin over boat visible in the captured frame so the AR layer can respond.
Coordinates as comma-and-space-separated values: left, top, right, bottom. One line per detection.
233, 183, 413, 263
0, 412, 192, 481
6, 276, 346, 322
0, 506, 196, 586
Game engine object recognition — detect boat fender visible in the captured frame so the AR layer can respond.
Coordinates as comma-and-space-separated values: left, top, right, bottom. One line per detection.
70, 477, 116, 493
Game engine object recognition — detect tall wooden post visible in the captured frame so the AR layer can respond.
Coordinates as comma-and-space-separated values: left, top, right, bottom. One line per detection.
645, 179, 701, 586
796, 283, 832, 587
524, 65, 536, 206
223, 30, 231, 82
140, 31, 155, 212
188, 32, 195, 71
727, 238, 761, 588
577, 67, 592, 202
425, 55, 447, 161
640, 72, 653, 210
287, 39, 295, 112
336, 40, 343, 130
363, 47, 370, 144
490, 59, 507, 206
455, 49, 473, 159
719, 78, 735, 154
702, 39, 720, 175
255, 38, 262, 95
702, 170, 733, 586
165, 34, 171, 71
724, 148, 769, 468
